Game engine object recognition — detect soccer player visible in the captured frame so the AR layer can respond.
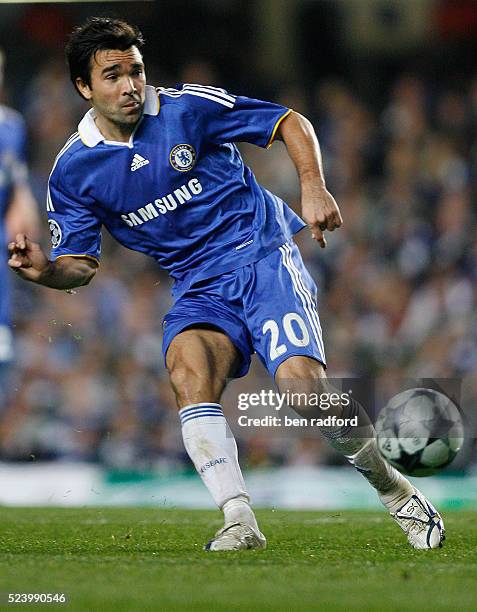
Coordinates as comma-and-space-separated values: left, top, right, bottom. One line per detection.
0, 48, 39, 404
8, 18, 444, 550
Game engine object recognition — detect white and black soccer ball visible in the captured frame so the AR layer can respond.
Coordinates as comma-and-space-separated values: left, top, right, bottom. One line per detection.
376, 388, 464, 477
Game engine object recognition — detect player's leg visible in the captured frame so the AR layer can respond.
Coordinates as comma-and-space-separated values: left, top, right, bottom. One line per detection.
247, 240, 444, 548
275, 357, 412, 503
275, 356, 445, 549
167, 326, 238, 405
166, 325, 266, 551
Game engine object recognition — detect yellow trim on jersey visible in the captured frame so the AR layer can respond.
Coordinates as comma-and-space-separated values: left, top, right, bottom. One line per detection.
54, 254, 100, 267
266, 109, 292, 149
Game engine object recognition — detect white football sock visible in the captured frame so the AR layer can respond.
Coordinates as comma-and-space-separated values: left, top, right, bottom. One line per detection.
180, 403, 258, 527
348, 439, 414, 513
222, 496, 260, 533
320, 398, 413, 513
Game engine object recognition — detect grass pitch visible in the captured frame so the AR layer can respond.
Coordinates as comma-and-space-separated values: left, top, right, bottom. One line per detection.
0, 508, 476, 611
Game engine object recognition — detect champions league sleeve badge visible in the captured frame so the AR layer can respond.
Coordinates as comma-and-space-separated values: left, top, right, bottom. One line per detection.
48, 219, 63, 248
169, 144, 196, 172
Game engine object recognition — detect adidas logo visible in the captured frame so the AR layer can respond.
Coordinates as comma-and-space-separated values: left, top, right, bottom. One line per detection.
131, 153, 149, 172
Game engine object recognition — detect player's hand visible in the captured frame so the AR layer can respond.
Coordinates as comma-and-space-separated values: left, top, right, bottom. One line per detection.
301, 186, 343, 248
7, 233, 50, 282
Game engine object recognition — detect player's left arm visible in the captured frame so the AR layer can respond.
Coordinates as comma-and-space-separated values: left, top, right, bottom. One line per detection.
276, 111, 342, 248
5, 183, 40, 240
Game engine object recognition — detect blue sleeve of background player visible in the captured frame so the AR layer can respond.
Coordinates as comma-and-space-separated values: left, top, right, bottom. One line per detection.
3, 112, 28, 187
47, 167, 102, 265
178, 84, 291, 148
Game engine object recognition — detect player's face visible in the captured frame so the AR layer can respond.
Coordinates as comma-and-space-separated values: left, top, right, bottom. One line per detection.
77, 46, 146, 132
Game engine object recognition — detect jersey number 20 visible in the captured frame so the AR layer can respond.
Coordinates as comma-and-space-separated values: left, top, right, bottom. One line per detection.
262, 312, 310, 361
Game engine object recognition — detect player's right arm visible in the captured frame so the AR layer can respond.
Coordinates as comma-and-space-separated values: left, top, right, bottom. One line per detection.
7, 234, 97, 289
11, 138, 103, 290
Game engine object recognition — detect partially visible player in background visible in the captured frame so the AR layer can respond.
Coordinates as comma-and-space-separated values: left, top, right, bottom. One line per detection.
0, 48, 39, 406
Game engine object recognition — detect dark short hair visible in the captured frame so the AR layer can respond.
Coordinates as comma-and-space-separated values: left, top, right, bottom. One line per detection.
65, 17, 145, 95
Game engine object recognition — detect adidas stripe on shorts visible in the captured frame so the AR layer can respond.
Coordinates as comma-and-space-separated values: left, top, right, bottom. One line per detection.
162, 239, 326, 377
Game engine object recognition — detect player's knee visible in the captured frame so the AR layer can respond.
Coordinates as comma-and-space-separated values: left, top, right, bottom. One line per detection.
168, 363, 214, 407
275, 356, 327, 401
276, 356, 326, 382
168, 362, 206, 393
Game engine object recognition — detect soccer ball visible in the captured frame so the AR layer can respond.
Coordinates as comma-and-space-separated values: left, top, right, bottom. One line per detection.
375, 388, 464, 476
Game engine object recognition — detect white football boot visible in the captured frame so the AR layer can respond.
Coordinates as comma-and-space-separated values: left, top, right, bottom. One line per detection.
204, 523, 267, 552
390, 487, 445, 549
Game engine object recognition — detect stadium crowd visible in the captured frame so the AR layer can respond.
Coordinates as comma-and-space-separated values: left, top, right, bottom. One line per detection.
1, 56, 476, 470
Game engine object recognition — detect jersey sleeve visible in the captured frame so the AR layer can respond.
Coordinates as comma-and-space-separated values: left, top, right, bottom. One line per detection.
3, 113, 28, 187
10, 118, 28, 185
47, 166, 102, 265
177, 84, 291, 148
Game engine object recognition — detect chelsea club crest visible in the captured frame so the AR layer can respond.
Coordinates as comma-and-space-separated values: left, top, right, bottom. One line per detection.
170, 144, 196, 172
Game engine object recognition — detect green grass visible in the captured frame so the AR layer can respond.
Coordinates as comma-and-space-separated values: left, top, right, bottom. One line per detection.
0, 508, 475, 611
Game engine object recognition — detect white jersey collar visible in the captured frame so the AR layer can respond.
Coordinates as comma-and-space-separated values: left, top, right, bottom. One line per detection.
78, 84, 159, 148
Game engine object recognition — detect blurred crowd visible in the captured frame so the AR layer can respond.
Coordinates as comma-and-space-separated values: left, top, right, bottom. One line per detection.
1, 55, 476, 471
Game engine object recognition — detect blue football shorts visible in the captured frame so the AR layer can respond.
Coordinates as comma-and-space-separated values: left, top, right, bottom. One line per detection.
162, 239, 326, 378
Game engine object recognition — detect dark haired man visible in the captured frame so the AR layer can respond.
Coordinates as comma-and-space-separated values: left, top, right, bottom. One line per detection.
0, 48, 39, 405
8, 17, 444, 551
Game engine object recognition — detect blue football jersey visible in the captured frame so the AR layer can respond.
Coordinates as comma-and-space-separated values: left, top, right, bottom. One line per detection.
0, 105, 28, 327
47, 84, 306, 297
